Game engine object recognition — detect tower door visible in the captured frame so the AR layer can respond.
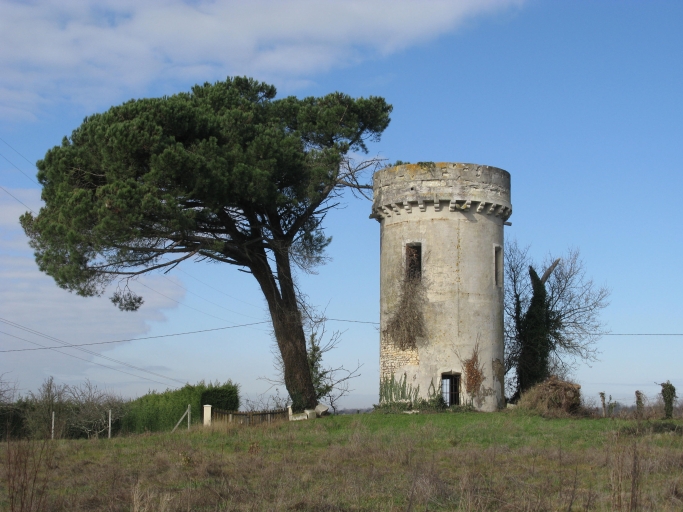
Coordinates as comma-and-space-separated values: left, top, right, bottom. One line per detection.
441, 373, 461, 406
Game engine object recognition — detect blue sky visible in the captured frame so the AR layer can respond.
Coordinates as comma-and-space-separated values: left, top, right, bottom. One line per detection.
1, 0, 681, 408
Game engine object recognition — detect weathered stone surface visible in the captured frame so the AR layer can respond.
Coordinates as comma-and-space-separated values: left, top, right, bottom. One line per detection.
372, 162, 512, 412
314, 404, 330, 417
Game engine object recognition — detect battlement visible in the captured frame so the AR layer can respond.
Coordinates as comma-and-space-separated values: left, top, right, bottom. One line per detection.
371, 162, 511, 221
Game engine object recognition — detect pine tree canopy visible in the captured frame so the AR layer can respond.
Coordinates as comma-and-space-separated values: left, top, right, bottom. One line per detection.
20, 77, 392, 302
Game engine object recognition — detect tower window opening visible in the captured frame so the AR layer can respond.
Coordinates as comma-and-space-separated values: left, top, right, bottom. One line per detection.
441, 373, 460, 406
494, 245, 503, 287
406, 243, 422, 280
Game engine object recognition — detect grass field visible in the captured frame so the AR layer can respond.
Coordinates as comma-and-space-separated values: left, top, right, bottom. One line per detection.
2, 410, 683, 511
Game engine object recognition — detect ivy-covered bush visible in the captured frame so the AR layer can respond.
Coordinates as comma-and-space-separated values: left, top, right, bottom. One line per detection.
660, 381, 677, 420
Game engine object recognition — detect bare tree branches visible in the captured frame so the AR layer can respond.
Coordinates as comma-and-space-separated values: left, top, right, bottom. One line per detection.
0, 373, 16, 405
264, 304, 362, 413
504, 240, 610, 394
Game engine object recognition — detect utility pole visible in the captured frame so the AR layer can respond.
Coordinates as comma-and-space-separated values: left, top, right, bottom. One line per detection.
51, 411, 55, 440
108, 409, 112, 439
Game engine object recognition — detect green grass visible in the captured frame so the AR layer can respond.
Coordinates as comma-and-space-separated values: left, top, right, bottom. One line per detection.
2, 410, 683, 511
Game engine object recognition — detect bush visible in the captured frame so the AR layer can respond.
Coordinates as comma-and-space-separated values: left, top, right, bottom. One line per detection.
122, 380, 239, 434
517, 376, 582, 417
200, 384, 239, 412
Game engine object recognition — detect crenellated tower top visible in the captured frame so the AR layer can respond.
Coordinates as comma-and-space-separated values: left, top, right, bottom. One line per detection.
370, 162, 511, 221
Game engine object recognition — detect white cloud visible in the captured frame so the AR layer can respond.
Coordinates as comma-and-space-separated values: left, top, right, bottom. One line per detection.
0, 189, 186, 393
0, 0, 523, 117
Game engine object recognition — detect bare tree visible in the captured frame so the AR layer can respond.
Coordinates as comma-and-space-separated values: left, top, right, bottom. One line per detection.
504, 240, 610, 395
25, 377, 69, 439
0, 373, 16, 405
66, 380, 126, 439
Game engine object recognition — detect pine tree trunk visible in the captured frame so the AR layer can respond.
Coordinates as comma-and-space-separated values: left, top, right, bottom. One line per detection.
250, 249, 318, 412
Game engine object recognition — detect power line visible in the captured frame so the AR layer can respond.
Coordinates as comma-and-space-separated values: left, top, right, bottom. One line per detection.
160, 275, 264, 320
0, 136, 36, 168
176, 268, 264, 309
0, 151, 39, 185
135, 281, 271, 333
327, 318, 379, 325
0, 184, 36, 214
0, 329, 179, 388
603, 333, 683, 336
0, 317, 185, 385
0, 321, 270, 353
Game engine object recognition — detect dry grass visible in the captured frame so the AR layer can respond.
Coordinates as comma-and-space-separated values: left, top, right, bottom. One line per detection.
518, 376, 583, 417
1, 411, 682, 511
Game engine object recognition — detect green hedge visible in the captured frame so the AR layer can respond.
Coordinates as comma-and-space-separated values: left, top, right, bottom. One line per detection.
122, 380, 239, 433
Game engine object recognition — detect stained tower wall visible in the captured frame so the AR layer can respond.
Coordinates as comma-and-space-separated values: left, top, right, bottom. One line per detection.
371, 162, 512, 411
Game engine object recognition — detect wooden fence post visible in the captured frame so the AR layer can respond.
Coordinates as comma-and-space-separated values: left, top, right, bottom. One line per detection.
51, 411, 55, 440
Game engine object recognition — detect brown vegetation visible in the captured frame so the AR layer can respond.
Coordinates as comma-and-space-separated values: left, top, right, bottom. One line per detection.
383, 275, 426, 351
461, 343, 485, 398
2, 412, 683, 511
517, 376, 582, 416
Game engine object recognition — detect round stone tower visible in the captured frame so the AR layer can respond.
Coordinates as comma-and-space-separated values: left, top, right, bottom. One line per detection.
371, 162, 512, 411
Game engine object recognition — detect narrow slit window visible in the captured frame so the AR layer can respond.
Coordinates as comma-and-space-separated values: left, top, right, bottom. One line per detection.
495, 245, 503, 287
406, 243, 422, 280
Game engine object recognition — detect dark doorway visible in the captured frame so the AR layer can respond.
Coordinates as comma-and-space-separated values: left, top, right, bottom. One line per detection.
441, 373, 460, 406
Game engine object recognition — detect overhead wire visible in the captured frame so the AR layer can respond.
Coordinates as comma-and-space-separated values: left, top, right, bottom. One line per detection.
0, 184, 36, 213
327, 318, 379, 325
603, 333, 683, 336
0, 321, 270, 353
0, 136, 37, 168
135, 281, 271, 333
0, 137, 39, 212
176, 268, 264, 309
0, 151, 39, 185
0, 328, 179, 387
160, 274, 264, 320
0, 317, 185, 385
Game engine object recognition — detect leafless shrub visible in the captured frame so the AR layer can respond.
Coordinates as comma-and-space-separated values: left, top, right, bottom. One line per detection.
266, 304, 362, 412
242, 389, 290, 412
3, 436, 54, 512
0, 373, 16, 405
66, 380, 126, 439
23, 377, 69, 439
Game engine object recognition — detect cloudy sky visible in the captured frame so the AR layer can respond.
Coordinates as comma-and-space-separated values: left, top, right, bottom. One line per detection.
1, 0, 682, 408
